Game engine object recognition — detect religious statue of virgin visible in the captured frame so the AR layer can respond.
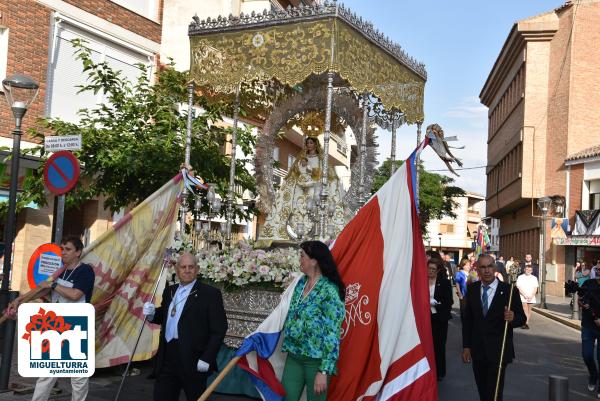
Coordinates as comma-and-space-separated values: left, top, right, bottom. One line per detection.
260, 136, 348, 241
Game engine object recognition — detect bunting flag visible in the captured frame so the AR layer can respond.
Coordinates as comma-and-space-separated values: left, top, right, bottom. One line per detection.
475, 226, 489, 257
81, 173, 183, 367
235, 140, 437, 401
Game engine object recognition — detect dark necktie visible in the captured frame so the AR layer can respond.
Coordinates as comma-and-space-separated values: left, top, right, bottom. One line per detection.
482, 285, 490, 316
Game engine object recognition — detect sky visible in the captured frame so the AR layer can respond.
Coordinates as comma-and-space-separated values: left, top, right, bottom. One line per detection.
340, 0, 564, 196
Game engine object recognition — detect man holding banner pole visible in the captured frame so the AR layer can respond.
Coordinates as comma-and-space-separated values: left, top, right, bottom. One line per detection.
5, 235, 94, 401
462, 254, 525, 401
142, 252, 227, 401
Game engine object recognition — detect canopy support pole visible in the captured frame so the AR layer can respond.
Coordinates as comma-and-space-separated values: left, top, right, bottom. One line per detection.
359, 92, 369, 204
390, 117, 397, 176
180, 82, 195, 239
226, 84, 241, 247
416, 120, 423, 199
319, 71, 334, 240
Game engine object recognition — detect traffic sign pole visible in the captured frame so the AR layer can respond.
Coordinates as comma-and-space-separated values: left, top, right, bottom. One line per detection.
53, 195, 65, 245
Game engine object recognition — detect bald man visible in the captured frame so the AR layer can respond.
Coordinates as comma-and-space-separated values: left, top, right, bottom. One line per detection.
143, 253, 227, 401
461, 254, 526, 401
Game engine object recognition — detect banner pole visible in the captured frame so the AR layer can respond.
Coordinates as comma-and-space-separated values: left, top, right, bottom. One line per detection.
197, 356, 241, 401
114, 250, 172, 401
494, 265, 519, 401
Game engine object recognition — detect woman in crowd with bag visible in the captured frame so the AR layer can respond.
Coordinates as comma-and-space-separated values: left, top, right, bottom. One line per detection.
281, 241, 346, 401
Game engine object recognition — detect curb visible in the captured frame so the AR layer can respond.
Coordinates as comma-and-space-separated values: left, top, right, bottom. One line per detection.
533, 307, 581, 331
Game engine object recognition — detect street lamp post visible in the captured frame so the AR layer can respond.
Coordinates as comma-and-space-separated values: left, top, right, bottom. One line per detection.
0, 74, 40, 390
537, 196, 552, 310
438, 232, 442, 252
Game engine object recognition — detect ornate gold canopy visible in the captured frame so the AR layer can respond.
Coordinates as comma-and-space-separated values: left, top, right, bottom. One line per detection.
188, 2, 426, 123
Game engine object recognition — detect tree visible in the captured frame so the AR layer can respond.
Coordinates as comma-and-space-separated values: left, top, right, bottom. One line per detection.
3, 40, 256, 220
371, 159, 466, 234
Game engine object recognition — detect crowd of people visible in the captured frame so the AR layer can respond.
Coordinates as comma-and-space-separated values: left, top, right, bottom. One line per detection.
4, 236, 580, 401
427, 250, 539, 401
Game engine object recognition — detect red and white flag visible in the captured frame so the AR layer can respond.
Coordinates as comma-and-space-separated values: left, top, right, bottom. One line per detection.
328, 140, 437, 401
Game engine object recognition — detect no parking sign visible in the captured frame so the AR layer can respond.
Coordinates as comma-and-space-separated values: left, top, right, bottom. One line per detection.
27, 243, 62, 289
43, 151, 80, 195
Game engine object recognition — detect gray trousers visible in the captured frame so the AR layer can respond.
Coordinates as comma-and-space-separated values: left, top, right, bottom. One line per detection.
31, 376, 89, 401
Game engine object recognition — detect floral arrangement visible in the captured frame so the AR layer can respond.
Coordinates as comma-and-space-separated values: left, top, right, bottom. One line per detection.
169, 239, 301, 290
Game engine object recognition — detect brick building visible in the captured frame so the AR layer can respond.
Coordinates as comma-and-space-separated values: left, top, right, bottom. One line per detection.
0, 0, 163, 291
480, 0, 600, 296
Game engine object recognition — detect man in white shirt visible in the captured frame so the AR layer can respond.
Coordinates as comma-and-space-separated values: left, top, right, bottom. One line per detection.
143, 253, 227, 401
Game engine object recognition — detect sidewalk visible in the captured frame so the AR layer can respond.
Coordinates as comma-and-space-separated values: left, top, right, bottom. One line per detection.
532, 294, 581, 331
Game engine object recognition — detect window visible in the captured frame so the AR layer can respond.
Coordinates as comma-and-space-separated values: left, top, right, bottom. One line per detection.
47, 22, 151, 122
590, 180, 600, 210
439, 223, 455, 234
0, 26, 8, 85
110, 0, 158, 21
273, 146, 280, 163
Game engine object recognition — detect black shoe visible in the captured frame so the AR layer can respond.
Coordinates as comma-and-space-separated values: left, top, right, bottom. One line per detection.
521, 324, 530, 329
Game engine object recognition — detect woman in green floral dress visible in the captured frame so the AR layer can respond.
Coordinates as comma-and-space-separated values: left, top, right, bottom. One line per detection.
281, 241, 346, 401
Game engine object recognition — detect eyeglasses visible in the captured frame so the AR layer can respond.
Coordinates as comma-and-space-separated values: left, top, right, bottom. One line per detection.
478, 264, 495, 269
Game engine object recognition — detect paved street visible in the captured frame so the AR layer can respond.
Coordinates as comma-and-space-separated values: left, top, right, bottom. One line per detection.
440, 308, 590, 401
1, 304, 593, 401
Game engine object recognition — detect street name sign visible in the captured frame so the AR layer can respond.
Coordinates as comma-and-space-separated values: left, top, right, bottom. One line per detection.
44, 135, 82, 152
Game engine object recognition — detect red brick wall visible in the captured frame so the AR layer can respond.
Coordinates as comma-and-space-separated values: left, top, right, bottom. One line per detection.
544, 6, 572, 199
0, 0, 51, 140
63, 0, 163, 43
568, 164, 584, 225
0, 0, 163, 142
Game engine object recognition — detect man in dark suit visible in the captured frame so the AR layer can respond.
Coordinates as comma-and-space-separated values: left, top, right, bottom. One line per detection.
462, 254, 526, 401
495, 255, 508, 283
524, 253, 539, 279
143, 253, 228, 401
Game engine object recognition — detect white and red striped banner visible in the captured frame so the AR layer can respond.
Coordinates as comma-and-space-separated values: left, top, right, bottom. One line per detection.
328, 141, 437, 401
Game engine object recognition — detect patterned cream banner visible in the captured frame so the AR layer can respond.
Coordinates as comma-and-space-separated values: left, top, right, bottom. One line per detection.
81, 174, 183, 368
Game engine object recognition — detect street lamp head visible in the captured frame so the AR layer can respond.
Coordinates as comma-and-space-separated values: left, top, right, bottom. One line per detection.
537, 196, 552, 214
2, 74, 40, 128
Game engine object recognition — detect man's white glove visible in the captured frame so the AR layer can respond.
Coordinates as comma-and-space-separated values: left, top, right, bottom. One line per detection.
429, 299, 439, 307
197, 359, 209, 373
142, 302, 155, 318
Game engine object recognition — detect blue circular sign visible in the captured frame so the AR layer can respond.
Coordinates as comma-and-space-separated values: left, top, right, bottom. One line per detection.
43, 151, 80, 195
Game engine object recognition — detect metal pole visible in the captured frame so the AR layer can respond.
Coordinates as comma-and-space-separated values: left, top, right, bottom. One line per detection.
318, 72, 334, 240
416, 121, 423, 199
114, 252, 171, 401
53, 194, 65, 244
572, 292, 580, 320
0, 122, 24, 389
540, 212, 547, 309
226, 85, 241, 247
548, 375, 569, 401
359, 92, 368, 204
179, 82, 195, 239
390, 114, 397, 176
